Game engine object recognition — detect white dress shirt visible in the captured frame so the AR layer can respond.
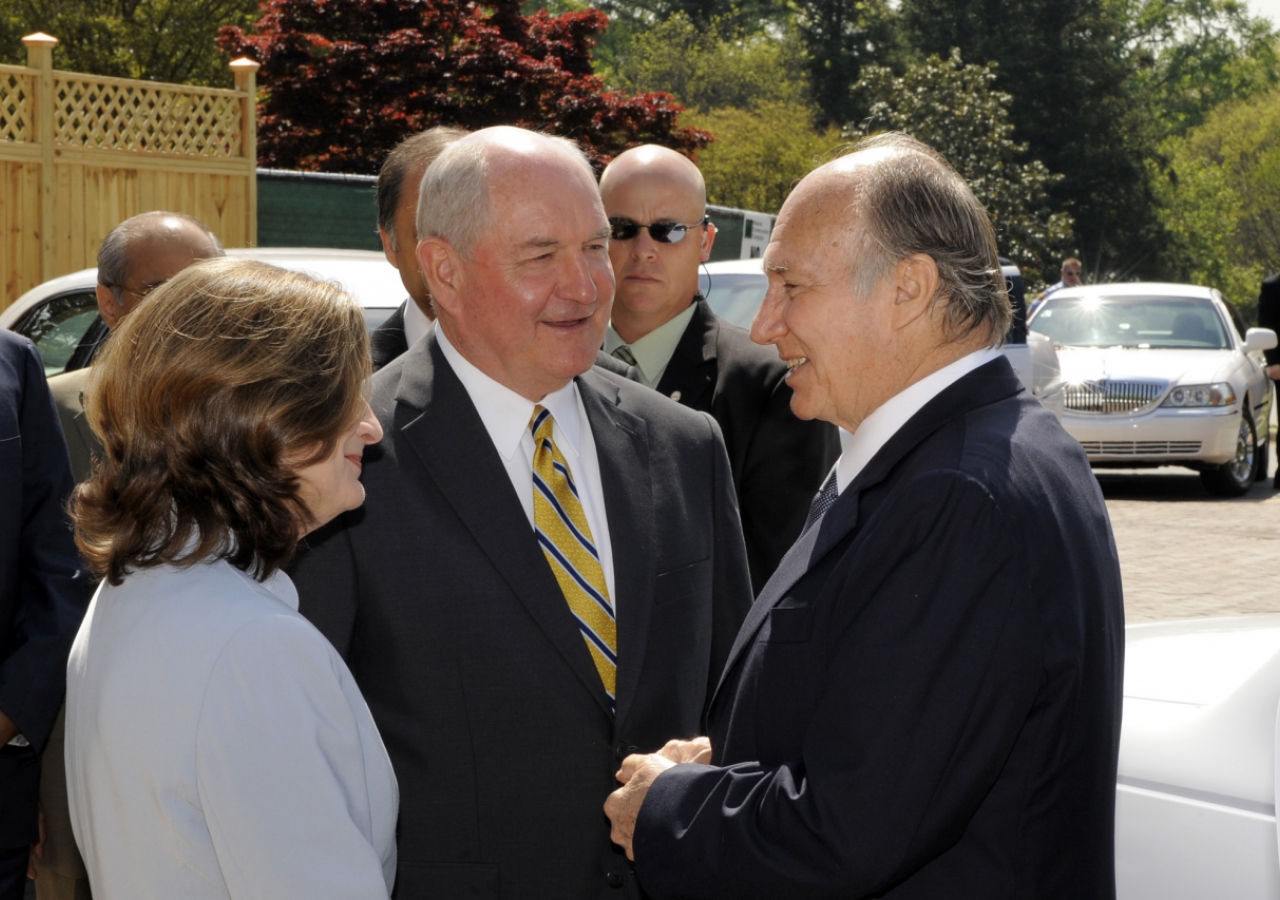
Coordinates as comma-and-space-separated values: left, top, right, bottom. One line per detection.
833, 347, 1004, 494
436, 326, 617, 602
65, 558, 398, 900
403, 299, 433, 350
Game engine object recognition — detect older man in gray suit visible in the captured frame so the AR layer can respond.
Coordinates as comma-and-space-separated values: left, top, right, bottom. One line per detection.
291, 126, 753, 899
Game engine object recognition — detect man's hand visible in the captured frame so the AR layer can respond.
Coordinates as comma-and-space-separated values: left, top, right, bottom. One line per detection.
656, 736, 712, 765
605, 753, 676, 861
1267, 364, 1280, 381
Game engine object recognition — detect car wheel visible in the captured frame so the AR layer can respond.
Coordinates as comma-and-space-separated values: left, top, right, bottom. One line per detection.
1200, 411, 1258, 497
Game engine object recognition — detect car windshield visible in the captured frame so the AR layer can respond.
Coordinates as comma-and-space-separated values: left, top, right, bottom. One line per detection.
1031, 295, 1229, 350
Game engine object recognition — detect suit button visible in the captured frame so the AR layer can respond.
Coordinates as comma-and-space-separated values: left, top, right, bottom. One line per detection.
614, 741, 629, 760
606, 869, 624, 888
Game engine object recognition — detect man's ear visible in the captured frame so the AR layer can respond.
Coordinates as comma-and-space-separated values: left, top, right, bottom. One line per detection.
700, 222, 717, 263
417, 237, 463, 318
891, 254, 940, 331
96, 284, 122, 331
379, 226, 400, 271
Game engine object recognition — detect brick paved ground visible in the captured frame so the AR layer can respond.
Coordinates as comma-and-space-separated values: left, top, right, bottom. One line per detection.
1098, 445, 1280, 622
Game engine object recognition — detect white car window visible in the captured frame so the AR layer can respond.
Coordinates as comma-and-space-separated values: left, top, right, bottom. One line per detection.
13, 290, 101, 376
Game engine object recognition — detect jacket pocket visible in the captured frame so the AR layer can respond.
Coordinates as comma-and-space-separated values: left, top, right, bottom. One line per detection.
653, 558, 711, 605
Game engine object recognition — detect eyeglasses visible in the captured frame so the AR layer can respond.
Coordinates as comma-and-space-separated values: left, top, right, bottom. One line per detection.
609, 216, 709, 244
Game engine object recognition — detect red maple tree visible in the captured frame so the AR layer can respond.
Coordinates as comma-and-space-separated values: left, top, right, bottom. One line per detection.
217, 0, 712, 172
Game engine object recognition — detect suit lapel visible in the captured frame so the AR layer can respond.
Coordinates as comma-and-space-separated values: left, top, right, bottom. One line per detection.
577, 370, 655, 730
654, 299, 717, 408
393, 335, 616, 719
711, 356, 1024, 699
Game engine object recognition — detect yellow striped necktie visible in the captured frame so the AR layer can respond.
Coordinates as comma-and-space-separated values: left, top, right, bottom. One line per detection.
529, 405, 617, 710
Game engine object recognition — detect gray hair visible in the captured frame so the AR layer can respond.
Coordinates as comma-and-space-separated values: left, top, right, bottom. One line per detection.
417, 131, 597, 260
845, 133, 1010, 345
98, 211, 224, 303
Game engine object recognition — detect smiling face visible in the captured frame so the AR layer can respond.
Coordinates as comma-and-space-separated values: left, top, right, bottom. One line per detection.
750, 162, 948, 432
293, 402, 383, 536
420, 143, 615, 402
600, 148, 714, 343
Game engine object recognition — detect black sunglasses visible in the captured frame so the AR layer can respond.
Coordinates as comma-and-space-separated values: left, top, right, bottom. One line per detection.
609, 216, 709, 244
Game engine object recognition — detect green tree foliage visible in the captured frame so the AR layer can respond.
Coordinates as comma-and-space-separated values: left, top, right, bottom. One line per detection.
853, 51, 1073, 286
685, 101, 844, 212
794, 0, 900, 127
1154, 83, 1280, 315
606, 12, 808, 113
0, 0, 257, 86
898, 0, 1160, 281
1121, 0, 1278, 140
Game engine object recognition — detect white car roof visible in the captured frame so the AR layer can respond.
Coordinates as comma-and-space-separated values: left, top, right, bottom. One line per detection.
1045, 282, 1218, 301
2, 248, 404, 329
702, 259, 768, 276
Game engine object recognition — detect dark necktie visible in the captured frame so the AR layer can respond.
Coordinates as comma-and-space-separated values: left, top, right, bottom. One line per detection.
800, 469, 840, 536
612, 345, 638, 367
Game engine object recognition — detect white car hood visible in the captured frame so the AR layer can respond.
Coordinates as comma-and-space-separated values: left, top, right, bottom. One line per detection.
1056, 347, 1237, 385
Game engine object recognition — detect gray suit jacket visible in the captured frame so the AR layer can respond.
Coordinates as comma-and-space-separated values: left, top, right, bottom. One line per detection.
291, 332, 753, 899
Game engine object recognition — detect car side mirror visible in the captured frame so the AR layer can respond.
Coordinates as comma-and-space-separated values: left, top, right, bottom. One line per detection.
1244, 328, 1278, 352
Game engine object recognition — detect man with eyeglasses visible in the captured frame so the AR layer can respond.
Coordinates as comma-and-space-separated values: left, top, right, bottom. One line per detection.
47, 212, 223, 481
1034, 256, 1083, 310
600, 146, 839, 591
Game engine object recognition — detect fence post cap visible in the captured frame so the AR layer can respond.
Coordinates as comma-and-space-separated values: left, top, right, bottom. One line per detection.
21, 32, 59, 47
229, 57, 261, 72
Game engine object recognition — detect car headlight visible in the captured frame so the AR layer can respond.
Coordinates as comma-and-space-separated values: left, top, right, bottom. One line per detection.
1160, 383, 1236, 407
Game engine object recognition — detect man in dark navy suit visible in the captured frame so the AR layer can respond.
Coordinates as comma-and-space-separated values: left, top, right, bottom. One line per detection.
605, 134, 1125, 899
0, 331, 91, 899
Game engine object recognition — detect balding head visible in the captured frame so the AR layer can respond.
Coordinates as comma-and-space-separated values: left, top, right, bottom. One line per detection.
96, 212, 223, 330
751, 133, 1007, 431
600, 145, 706, 208
413, 126, 614, 402
599, 144, 716, 343
417, 126, 599, 262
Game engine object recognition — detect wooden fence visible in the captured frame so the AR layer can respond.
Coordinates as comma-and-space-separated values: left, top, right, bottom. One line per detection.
0, 33, 259, 308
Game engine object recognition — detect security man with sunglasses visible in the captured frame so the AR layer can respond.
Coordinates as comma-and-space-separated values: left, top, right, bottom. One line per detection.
601, 146, 839, 592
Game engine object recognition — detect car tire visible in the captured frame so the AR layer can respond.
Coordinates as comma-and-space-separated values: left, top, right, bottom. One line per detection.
1201, 410, 1258, 497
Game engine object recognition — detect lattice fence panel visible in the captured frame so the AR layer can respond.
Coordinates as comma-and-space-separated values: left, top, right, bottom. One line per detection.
0, 71, 32, 143
52, 74, 243, 157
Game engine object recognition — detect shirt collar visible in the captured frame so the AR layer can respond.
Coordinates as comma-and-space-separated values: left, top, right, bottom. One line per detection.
604, 301, 699, 387
403, 299, 433, 349
835, 346, 1004, 493
435, 325, 582, 460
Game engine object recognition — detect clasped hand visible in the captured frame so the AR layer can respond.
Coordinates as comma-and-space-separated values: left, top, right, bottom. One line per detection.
603, 736, 712, 860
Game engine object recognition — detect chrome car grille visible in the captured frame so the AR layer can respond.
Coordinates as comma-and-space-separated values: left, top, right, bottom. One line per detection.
1078, 441, 1202, 457
1062, 380, 1166, 414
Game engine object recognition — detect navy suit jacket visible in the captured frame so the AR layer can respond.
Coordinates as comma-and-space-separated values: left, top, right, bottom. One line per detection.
0, 331, 91, 847
654, 299, 840, 593
634, 356, 1125, 899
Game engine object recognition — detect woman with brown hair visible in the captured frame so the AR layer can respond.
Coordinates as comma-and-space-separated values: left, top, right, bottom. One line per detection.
64, 258, 397, 899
